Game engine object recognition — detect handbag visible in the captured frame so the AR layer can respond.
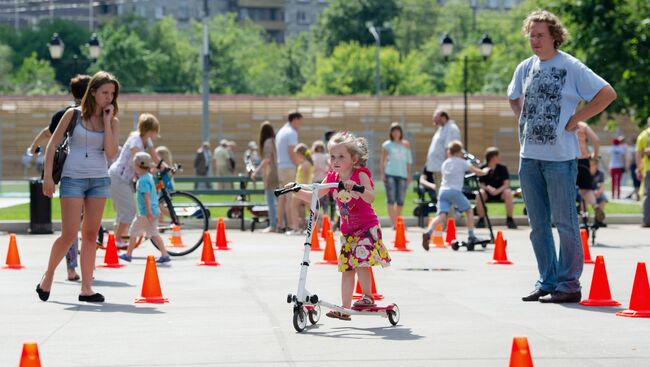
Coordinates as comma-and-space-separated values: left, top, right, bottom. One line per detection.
51, 108, 79, 184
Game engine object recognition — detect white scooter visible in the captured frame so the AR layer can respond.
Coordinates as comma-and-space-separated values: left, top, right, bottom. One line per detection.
275, 182, 400, 333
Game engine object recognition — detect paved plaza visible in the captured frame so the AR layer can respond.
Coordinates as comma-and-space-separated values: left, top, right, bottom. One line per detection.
1, 223, 649, 366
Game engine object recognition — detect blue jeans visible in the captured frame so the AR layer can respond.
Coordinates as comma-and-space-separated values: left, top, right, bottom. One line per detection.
384, 175, 407, 206
519, 158, 582, 293
265, 188, 277, 230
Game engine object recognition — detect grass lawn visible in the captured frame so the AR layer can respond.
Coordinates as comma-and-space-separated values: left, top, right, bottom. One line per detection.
0, 182, 641, 221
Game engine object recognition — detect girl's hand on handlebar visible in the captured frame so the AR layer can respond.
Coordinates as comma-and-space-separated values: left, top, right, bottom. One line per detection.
342, 180, 359, 192
284, 181, 297, 189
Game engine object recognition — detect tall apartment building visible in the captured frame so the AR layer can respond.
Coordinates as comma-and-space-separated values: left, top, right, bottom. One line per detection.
0, 0, 329, 42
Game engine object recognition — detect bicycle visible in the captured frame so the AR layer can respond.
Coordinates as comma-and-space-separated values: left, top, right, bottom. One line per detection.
151, 162, 210, 256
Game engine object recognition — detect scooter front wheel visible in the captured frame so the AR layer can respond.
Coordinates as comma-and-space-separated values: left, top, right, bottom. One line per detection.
293, 307, 307, 332
388, 304, 400, 326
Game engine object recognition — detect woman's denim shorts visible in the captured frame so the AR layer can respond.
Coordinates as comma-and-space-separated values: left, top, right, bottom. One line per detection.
384, 175, 407, 206
59, 177, 111, 198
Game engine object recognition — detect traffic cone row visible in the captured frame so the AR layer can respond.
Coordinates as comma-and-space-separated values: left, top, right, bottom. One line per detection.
215, 217, 232, 250
318, 230, 338, 265
310, 222, 323, 251
168, 225, 186, 247
391, 216, 411, 251
431, 223, 447, 248
321, 215, 331, 239
198, 231, 219, 266
3, 233, 24, 269
98, 232, 125, 268
580, 228, 594, 264
445, 217, 457, 246
488, 231, 513, 265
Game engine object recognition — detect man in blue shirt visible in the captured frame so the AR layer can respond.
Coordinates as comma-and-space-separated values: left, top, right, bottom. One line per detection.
508, 10, 616, 303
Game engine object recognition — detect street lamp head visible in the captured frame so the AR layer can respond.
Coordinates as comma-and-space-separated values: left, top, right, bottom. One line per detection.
479, 33, 493, 59
48, 33, 64, 60
365, 21, 374, 29
87, 33, 102, 60
440, 33, 454, 58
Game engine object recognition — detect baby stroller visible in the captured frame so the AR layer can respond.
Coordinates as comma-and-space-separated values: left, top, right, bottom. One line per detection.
227, 153, 269, 231
450, 151, 495, 251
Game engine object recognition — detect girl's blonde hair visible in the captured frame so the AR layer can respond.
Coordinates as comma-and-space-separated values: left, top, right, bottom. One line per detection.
81, 71, 120, 121
137, 113, 160, 136
156, 146, 172, 165
294, 143, 313, 165
327, 131, 369, 167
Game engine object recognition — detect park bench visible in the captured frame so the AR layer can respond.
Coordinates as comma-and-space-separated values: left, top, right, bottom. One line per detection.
174, 175, 269, 231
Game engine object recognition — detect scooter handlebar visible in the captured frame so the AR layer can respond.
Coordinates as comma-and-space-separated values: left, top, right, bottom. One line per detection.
274, 181, 365, 197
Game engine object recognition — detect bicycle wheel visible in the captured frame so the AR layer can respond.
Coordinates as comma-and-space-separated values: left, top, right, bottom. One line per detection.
153, 191, 209, 256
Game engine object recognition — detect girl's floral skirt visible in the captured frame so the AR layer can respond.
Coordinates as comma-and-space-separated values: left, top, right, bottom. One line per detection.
338, 225, 391, 272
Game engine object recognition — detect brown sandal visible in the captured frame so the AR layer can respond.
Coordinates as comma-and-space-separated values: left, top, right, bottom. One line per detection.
353, 295, 375, 307
326, 311, 351, 321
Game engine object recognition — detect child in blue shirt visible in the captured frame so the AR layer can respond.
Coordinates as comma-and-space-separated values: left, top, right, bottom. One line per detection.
119, 152, 170, 263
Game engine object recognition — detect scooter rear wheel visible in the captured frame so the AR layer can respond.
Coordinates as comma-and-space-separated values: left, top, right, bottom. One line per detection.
308, 304, 321, 325
388, 304, 400, 326
293, 307, 307, 332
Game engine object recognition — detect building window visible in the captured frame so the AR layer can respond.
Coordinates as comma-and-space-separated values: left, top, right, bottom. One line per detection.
155, 6, 165, 19
487, 0, 498, 9
297, 11, 308, 24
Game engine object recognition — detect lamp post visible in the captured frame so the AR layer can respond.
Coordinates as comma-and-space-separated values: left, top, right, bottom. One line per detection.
366, 21, 390, 98
201, 0, 210, 143
440, 33, 493, 149
48, 33, 102, 77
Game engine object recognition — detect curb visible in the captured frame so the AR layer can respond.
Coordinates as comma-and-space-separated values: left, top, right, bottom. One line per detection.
0, 215, 643, 234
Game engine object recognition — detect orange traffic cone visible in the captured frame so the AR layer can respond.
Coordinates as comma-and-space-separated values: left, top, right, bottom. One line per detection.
321, 215, 331, 239
198, 231, 219, 266
168, 225, 185, 247
318, 230, 338, 265
19, 342, 42, 367
508, 336, 534, 367
616, 262, 650, 318
445, 217, 457, 246
488, 231, 513, 265
215, 218, 232, 250
310, 223, 323, 251
391, 216, 412, 252
135, 255, 169, 303
352, 267, 384, 300
580, 255, 621, 306
580, 228, 594, 264
431, 224, 447, 248
3, 233, 24, 269
98, 232, 125, 268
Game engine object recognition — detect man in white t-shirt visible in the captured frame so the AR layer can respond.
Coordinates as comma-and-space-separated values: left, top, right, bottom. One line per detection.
275, 112, 303, 233
425, 109, 461, 196
508, 10, 616, 304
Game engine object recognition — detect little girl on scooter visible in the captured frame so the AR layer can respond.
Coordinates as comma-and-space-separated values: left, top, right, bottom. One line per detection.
289, 131, 391, 320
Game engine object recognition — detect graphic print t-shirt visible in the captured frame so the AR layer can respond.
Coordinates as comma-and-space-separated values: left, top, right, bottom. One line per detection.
507, 51, 608, 161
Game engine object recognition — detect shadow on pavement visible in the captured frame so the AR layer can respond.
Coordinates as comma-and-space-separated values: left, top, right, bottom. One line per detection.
51, 301, 165, 314
89, 279, 136, 288
561, 303, 626, 314
304, 325, 424, 341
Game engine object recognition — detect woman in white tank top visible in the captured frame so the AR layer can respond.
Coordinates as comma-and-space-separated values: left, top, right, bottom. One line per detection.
38, 71, 121, 303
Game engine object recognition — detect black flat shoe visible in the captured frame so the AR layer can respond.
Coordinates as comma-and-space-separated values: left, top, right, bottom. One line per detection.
522, 289, 550, 302
79, 293, 105, 303
539, 291, 581, 304
36, 284, 50, 302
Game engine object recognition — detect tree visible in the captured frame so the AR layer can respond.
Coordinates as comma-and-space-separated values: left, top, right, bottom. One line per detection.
392, 0, 441, 55
147, 17, 199, 93
316, 0, 399, 55
12, 52, 60, 95
551, 0, 650, 125
0, 42, 13, 93
93, 24, 158, 92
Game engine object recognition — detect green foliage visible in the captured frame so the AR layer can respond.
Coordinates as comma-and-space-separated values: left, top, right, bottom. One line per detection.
392, 0, 440, 54
12, 52, 61, 95
0, 42, 13, 93
316, 0, 398, 55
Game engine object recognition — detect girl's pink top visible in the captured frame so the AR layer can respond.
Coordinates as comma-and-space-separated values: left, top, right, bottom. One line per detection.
324, 167, 379, 234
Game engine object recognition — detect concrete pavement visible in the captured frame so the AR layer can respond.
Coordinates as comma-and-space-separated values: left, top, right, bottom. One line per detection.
1, 224, 649, 366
